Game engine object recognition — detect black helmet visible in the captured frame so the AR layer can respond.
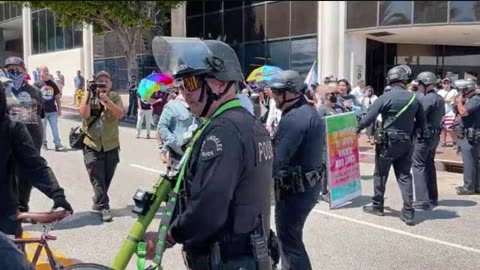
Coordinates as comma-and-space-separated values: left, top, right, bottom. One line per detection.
386, 65, 411, 84
203, 40, 243, 82
416, 71, 437, 86
268, 70, 306, 94
4, 56, 26, 69
454, 79, 476, 92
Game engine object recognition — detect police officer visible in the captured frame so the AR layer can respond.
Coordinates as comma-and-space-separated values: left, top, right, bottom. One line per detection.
269, 70, 324, 270
152, 37, 275, 270
453, 79, 480, 195
412, 72, 445, 209
357, 65, 426, 226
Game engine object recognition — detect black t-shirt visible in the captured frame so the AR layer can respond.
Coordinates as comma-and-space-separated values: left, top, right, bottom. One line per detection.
137, 94, 151, 110
34, 80, 60, 113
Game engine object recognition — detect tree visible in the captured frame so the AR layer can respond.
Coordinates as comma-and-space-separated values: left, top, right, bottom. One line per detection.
14, 1, 183, 79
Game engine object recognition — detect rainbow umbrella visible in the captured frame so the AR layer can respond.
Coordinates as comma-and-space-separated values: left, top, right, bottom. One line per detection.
137, 73, 173, 100
246, 65, 283, 86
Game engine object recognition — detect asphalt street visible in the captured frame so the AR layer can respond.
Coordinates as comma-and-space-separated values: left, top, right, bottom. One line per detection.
23, 111, 480, 270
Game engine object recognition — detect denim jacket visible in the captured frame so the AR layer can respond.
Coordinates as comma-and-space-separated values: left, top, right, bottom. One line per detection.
158, 99, 201, 155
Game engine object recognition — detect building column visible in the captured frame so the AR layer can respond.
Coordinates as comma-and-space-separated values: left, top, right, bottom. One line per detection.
171, 3, 186, 37
82, 24, 94, 80
319, 1, 340, 81
22, 7, 32, 67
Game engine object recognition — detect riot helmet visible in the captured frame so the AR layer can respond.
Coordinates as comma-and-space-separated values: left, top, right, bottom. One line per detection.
268, 70, 306, 109
454, 79, 477, 93
152, 36, 244, 117
416, 71, 437, 86
386, 65, 412, 84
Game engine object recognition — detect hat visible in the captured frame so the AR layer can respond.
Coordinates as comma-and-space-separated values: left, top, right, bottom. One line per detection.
4, 56, 25, 69
95, 71, 112, 80
442, 78, 451, 83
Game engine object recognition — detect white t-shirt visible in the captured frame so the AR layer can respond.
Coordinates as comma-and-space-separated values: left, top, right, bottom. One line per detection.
437, 88, 458, 115
351, 86, 365, 101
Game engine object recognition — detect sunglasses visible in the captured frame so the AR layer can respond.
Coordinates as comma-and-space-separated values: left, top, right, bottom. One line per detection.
177, 75, 205, 92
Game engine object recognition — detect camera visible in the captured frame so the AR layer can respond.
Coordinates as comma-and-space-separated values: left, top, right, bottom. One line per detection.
88, 81, 107, 97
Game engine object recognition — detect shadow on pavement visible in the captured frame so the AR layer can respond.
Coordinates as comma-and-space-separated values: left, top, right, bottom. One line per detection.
110, 205, 164, 219
333, 195, 371, 209
438, 199, 477, 207
383, 206, 460, 225
54, 211, 103, 230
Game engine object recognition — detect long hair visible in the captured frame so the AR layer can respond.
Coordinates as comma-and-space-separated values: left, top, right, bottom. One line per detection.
337, 79, 351, 94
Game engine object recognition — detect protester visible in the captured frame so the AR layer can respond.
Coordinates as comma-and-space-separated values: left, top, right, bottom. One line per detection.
74, 70, 85, 106
351, 80, 366, 101
35, 66, 66, 151
360, 86, 378, 143
437, 78, 458, 148
54, 70, 65, 93
337, 78, 362, 116
136, 94, 154, 139
78, 71, 124, 222
265, 87, 282, 135
3, 57, 44, 213
150, 90, 168, 147
126, 75, 138, 118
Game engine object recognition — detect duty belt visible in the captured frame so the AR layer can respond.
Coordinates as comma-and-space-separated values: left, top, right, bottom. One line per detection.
415, 128, 441, 140
457, 128, 480, 144
274, 167, 323, 201
374, 130, 411, 145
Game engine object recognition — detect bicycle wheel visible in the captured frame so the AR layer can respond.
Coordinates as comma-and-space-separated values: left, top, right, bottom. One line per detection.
63, 263, 113, 270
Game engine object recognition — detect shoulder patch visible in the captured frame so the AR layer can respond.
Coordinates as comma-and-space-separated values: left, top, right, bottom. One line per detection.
200, 134, 224, 160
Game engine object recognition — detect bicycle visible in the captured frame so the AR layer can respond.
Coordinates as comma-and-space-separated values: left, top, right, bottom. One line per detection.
13, 210, 71, 270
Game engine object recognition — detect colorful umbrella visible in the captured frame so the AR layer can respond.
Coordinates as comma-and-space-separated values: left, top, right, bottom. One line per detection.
137, 73, 173, 100
246, 65, 283, 86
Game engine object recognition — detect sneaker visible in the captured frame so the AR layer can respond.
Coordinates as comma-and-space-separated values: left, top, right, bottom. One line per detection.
400, 213, 415, 226
101, 209, 113, 222
42, 144, 48, 151
362, 204, 384, 216
456, 187, 476, 195
55, 144, 66, 152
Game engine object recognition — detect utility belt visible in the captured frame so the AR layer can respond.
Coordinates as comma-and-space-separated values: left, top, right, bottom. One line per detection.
374, 129, 411, 145
456, 127, 480, 144
415, 128, 442, 140
183, 228, 278, 270
274, 166, 322, 201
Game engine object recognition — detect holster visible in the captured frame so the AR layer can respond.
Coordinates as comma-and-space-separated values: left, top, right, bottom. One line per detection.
374, 129, 386, 145
465, 128, 480, 144
274, 167, 322, 201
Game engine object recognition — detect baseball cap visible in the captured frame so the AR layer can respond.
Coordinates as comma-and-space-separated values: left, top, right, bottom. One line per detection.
442, 78, 451, 83
95, 71, 112, 80
4, 56, 26, 69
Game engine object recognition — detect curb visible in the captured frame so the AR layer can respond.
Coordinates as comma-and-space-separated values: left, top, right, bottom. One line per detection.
359, 151, 463, 173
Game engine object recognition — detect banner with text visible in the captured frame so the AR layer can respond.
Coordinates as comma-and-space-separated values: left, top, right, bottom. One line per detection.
325, 112, 361, 208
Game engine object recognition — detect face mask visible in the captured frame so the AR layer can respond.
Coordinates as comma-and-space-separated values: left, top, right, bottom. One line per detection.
329, 95, 337, 103
8, 70, 24, 91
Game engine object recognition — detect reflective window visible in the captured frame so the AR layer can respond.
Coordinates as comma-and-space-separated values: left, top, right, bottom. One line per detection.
93, 35, 104, 59
379, 1, 412, 26
38, 10, 47, 53
444, 46, 480, 67
347, 1, 377, 29
231, 44, 245, 71
47, 11, 55, 52
414, 1, 447, 24
450, 1, 480, 22
103, 33, 116, 58
4, 3, 10, 20
244, 42, 265, 76
224, 1, 243, 10
224, 8, 243, 44
64, 23, 73, 49
291, 38, 316, 77
291, 1, 317, 35
0, 4, 4, 21
205, 13, 222, 40
186, 2, 203, 17
396, 44, 438, 66
32, 12, 39, 54
266, 40, 290, 70
55, 16, 64, 50
187, 16, 204, 38
73, 23, 83, 48
244, 4, 265, 42
266, 1, 289, 39
204, 0, 222, 13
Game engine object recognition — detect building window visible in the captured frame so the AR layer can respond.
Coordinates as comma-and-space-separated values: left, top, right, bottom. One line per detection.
450, 1, 480, 23
187, 16, 204, 39
244, 42, 266, 76
291, 37, 317, 77
379, 1, 412, 26
266, 40, 290, 70
186, 1, 203, 17
0, 4, 4, 22
244, 4, 266, 42
224, 1, 243, 10
224, 8, 243, 44
205, 12, 222, 40
414, 1, 448, 24
31, 9, 83, 54
291, 1, 317, 35
204, 0, 222, 13
266, 1, 290, 39
346, 1, 378, 29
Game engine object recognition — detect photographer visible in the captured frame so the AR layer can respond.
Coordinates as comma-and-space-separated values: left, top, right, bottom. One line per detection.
78, 71, 124, 222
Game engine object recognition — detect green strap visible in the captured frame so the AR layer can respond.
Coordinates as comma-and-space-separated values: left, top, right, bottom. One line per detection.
383, 93, 416, 130
174, 99, 242, 192
136, 242, 146, 270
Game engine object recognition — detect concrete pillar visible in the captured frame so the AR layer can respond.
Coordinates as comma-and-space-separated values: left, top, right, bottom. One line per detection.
171, 3, 186, 37
320, 1, 340, 81
316, 2, 322, 79
338, 1, 346, 79
22, 7, 32, 67
82, 24, 94, 80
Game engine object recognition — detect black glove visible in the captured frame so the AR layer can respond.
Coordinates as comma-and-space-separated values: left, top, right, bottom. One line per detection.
53, 196, 74, 213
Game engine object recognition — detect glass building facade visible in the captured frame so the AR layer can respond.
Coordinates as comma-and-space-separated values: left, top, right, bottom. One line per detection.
0, 2, 22, 23
186, 1, 318, 77
31, 9, 83, 55
347, 1, 480, 92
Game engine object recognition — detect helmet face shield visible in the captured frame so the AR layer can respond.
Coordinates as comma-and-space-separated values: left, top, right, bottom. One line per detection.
152, 36, 213, 79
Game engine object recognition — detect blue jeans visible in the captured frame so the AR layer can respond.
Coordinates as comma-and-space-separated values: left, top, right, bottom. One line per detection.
42, 112, 61, 146
275, 181, 321, 270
